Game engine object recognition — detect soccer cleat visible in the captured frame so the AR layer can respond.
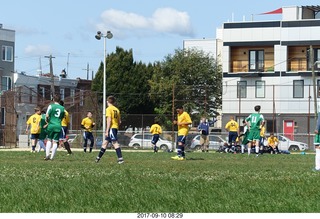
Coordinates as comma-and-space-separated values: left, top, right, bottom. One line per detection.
117, 159, 124, 164
44, 156, 50, 161
177, 157, 186, 161
95, 157, 100, 163
171, 155, 180, 160
312, 168, 320, 172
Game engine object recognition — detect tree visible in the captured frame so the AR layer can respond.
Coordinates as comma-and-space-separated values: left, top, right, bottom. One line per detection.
149, 48, 222, 128
92, 47, 156, 128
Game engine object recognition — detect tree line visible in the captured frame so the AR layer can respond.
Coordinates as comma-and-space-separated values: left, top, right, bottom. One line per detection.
91, 46, 222, 130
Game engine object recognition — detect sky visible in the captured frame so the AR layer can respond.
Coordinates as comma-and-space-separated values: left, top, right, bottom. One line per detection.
1, 0, 319, 80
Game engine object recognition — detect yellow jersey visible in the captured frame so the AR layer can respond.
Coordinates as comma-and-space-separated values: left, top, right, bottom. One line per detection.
177, 111, 192, 136
267, 137, 279, 147
260, 126, 266, 137
106, 105, 120, 129
81, 117, 94, 132
150, 124, 162, 135
225, 120, 239, 132
61, 110, 70, 127
26, 113, 41, 134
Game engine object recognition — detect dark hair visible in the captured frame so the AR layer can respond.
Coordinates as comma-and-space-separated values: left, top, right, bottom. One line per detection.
242, 120, 246, 124
59, 100, 64, 106
254, 105, 261, 112
176, 105, 183, 110
53, 94, 61, 103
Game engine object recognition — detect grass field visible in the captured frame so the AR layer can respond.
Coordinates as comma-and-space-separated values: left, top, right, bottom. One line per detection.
0, 150, 319, 213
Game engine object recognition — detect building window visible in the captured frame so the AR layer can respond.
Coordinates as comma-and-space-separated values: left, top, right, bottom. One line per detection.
237, 81, 247, 98
249, 50, 264, 72
317, 80, 320, 98
1, 108, 5, 125
2, 46, 13, 62
255, 81, 265, 98
293, 80, 304, 98
1, 76, 12, 91
70, 89, 75, 106
60, 88, 65, 100
40, 87, 45, 98
80, 90, 84, 106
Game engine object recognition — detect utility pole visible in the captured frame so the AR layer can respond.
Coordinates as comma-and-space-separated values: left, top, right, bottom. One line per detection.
310, 45, 318, 121
172, 83, 175, 150
45, 54, 55, 99
83, 63, 90, 80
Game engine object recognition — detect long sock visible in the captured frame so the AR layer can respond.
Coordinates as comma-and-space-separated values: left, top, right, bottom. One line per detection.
181, 146, 185, 157
241, 145, 245, 153
255, 146, 259, 154
89, 141, 94, 152
177, 146, 182, 157
32, 145, 36, 151
46, 141, 52, 158
115, 148, 123, 159
51, 143, 58, 159
64, 141, 72, 154
97, 148, 106, 159
316, 148, 320, 170
248, 145, 251, 155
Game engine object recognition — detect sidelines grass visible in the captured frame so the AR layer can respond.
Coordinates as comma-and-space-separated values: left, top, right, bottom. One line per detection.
0, 150, 318, 213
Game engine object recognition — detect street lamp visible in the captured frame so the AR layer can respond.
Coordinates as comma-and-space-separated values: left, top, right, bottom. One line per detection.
95, 30, 113, 135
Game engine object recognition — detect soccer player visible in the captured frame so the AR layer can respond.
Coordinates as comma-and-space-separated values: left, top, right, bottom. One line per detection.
81, 111, 95, 153
59, 100, 72, 155
37, 109, 47, 153
45, 94, 65, 160
26, 107, 41, 153
150, 118, 163, 153
239, 120, 249, 154
314, 115, 320, 171
171, 106, 192, 161
259, 125, 266, 155
245, 105, 265, 157
95, 96, 124, 164
197, 117, 210, 152
267, 133, 279, 154
225, 116, 239, 153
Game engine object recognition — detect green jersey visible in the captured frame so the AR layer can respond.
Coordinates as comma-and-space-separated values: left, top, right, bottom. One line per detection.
39, 114, 47, 140
245, 113, 264, 130
46, 103, 65, 132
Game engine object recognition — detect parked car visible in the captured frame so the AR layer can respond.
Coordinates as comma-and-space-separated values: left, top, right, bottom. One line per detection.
95, 134, 132, 149
276, 135, 308, 151
128, 133, 173, 151
190, 134, 227, 151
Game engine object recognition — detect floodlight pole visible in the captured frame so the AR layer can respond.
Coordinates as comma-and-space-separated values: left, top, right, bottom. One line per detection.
95, 31, 113, 135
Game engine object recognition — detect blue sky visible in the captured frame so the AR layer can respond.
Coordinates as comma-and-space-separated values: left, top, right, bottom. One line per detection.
1, 0, 319, 79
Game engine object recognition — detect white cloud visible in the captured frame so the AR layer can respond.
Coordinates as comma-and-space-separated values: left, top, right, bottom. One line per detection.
96, 7, 194, 38
24, 44, 53, 56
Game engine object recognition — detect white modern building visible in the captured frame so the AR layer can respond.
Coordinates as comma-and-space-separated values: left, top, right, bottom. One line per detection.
220, 5, 320, 144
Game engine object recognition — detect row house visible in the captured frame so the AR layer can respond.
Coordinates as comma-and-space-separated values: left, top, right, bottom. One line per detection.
220, 5, 320, 144
0, 24, 14, 146
11, 72, 95, 146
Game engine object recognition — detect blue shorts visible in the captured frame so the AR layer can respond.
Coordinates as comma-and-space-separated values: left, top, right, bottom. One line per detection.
177, 135, 186, 145
151, 134, 160, 145
105, 128, 118, 142
59, 126, 68, 140
83, 131, 94, 142
30, 134, 39, 139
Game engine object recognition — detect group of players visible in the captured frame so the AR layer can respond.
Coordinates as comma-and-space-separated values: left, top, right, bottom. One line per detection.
26, 94, 124, 164
224, 105, 280, 156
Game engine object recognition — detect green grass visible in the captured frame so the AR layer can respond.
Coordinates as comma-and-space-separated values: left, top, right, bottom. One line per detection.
0, 150, 319, 213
